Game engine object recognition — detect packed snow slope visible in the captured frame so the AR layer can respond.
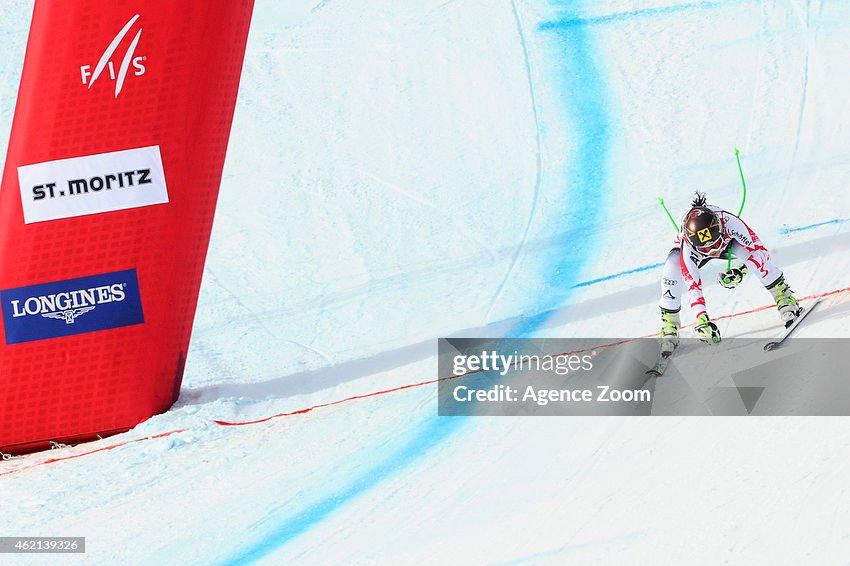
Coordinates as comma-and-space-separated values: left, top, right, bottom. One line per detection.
3, 0, 850, 564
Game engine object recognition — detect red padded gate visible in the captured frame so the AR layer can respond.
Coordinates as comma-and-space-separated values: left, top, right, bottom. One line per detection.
0, 0, 254, 453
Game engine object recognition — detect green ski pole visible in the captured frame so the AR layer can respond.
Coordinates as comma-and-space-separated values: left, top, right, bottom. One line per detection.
728, 148, 748, 270
658, 197, 678, 232
734, 148, 747, 216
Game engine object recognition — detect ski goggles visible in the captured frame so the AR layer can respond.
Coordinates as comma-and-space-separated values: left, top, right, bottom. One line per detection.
696, 236, 726, 256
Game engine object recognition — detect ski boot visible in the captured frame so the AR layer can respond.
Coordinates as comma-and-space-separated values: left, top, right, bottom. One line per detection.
694, 313, 721, 345
768, 276, 803, 327
659, 308, 680, 354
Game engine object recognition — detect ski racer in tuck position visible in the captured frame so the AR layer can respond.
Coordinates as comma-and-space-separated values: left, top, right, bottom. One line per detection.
659, 192, 802, 350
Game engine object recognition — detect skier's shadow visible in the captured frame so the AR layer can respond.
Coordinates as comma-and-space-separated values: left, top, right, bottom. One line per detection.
180, 232, 850, 407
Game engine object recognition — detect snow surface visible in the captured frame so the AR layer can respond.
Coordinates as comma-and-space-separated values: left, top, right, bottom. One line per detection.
3, 0, 850, 564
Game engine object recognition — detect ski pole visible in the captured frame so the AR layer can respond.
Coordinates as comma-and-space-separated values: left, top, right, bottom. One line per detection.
729, 148, 748, 270
658, 197, 678, 232
734, 148, 747, 216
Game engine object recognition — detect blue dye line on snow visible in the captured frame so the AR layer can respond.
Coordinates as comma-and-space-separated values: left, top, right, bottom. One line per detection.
538, 1, 728, 30
569, 215, 848, 289
779, 217, 849, 234
222, 3, 613, 563
511, 0, 612, 337
572, 261, 664, 288
222, 415, 463, 566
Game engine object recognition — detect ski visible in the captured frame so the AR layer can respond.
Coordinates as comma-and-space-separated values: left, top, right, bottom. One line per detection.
646, 345, 676, 377
764, 297, 822, 351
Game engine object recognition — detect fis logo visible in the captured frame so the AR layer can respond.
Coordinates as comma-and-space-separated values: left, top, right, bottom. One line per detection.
1, 270, 145, 345
697, 228, 713, 243
80, 14, 146, 98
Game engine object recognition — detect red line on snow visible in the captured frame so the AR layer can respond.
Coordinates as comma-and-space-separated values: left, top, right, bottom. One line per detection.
3, 285, 849, 478
213, 377, 460, 426
0, 430, 186, 478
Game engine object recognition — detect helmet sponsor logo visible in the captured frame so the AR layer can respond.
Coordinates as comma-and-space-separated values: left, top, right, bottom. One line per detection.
697, 228, 713, 243
1, 270, 144, 345
80, 14, 146, 98
17, 145, 169, 224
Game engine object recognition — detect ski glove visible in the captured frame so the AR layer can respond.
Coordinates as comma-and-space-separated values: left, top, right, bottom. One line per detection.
718, 265, 747, 289
695, 313, 721, 345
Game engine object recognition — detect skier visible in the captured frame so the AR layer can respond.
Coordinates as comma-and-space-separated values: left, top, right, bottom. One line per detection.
659, 192, 802, 349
